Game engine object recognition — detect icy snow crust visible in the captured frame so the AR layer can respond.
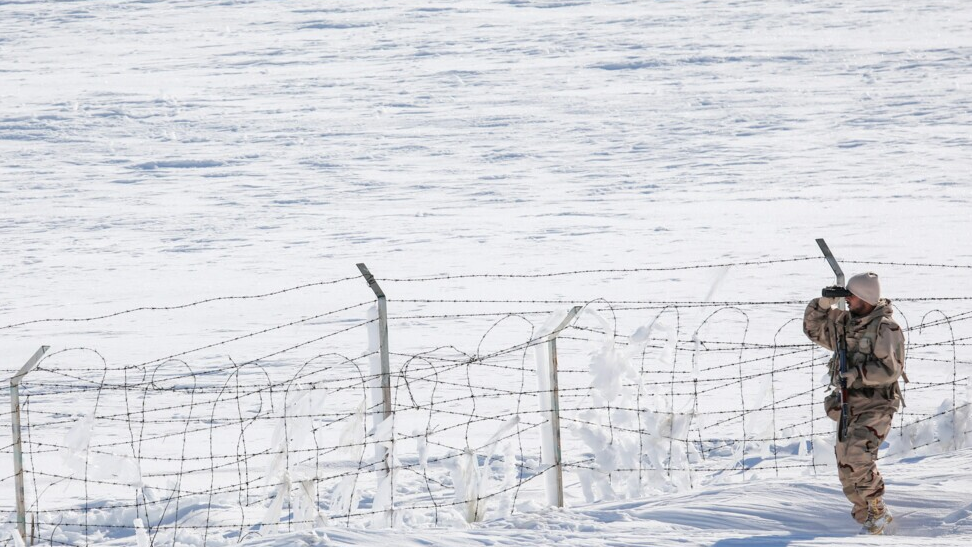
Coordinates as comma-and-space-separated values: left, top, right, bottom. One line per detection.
2, 0, 972, 546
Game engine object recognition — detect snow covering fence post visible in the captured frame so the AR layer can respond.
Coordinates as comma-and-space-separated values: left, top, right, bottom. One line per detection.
544, 306, 582, 508
9, 345, 48, 544
356, 263, 394, 524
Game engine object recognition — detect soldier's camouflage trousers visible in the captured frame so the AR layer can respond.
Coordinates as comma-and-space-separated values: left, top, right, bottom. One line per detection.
835, 409, 894, 524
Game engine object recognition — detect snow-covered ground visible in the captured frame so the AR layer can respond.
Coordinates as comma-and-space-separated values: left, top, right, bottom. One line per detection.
243, 448, 972, 546
2, 0, 971, 546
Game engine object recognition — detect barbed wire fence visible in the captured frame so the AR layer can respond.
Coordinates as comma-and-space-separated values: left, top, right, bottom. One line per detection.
0, 256, 970, 546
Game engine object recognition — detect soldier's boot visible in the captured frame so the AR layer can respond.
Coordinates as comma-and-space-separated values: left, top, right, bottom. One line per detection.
860, 497, 892, 535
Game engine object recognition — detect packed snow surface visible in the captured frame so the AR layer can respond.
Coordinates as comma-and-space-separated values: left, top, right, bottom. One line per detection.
2, 1, 971, 546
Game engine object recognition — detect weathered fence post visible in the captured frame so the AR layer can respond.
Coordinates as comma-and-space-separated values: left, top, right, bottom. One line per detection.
10, 346, 49, 544
356, 263, 394, 525
540, 306, 581, 508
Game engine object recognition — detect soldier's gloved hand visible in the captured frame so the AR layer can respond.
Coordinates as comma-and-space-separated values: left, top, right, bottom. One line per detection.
817, 296, 836, 309
840, 367, 859, 383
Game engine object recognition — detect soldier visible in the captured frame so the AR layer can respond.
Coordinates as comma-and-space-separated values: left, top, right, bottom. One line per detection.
803, 272, 905, 535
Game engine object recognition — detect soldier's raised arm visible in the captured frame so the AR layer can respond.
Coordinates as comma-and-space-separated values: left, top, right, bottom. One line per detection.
803, 296, 841, 351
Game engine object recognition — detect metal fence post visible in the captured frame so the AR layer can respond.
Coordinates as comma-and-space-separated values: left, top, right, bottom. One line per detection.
10, 346, 49, 544
816, 240, 849, 449
816, 239, 846, 311
545, 306, 581, 508
356, 263, 393, 524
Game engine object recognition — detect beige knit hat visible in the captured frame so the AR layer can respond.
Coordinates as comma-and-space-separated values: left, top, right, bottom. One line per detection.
847, 272, 881, 305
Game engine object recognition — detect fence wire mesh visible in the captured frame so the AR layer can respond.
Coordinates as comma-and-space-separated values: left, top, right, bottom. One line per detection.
1, 258, 970, 546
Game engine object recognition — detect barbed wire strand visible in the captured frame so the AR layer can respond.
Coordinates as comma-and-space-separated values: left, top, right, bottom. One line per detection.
5, 266, 971, 545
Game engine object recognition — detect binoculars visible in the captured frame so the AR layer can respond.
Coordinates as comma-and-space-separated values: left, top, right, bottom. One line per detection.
822, 286, 853, 298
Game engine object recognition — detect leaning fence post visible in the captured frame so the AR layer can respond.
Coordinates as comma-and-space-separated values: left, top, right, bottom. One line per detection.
541, 306, 581, 508
815, 239, 846, 312
816, 239, 848, 454
10, 346, 49, 544
356, 263, 394, 525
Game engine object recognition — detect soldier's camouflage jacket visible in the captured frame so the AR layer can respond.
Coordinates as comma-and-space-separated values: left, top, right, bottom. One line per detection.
803, 297, 906, 417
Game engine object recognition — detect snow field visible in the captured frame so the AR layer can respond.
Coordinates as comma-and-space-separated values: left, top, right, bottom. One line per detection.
3, 0, 972, 546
